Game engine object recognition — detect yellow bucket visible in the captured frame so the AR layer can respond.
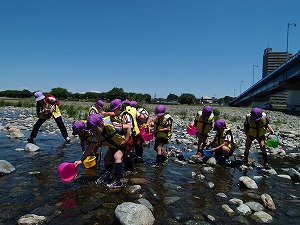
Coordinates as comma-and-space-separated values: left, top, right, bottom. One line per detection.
83, 156, 97, 168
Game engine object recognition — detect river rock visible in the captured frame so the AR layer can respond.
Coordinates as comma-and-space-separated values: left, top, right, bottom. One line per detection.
250, 211, 273, 223
115, 202, 155, 225
134, 198, 154, 211
228, 198, 244, 205
233, 215, 250, 225
25, 143, 40, 152
245, 201, 265, 212
239, 176, 258, 189
17, 214, 48, 225
261, 193, 276, 211
222, 204, 235, 216
277, 174, 291, 179
288, 168, 300, 181
0, 160, 15, 175
6, 130, 25, 139
236, 204, 252, 216
127, 185, 142, 194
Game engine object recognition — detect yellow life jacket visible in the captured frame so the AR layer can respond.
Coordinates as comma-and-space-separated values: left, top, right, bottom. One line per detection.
80, 130, 93, 146
88, 105, 98, 115
195, 111, 214, 134
94, 124, 125, 150
123, 105, 140, 136
215, 128, 236, 149
154, 113, 173, 140
110, 114, 123, 123
246, 112, 267, 138
36, 101, 61, 119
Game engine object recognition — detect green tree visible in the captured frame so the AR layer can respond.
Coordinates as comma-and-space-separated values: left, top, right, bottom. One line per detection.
167, 93, 178, 102
50, 87, 70, 99
178, 93, 196, 105
106, 87, 126, 101
218, 96, 234, 105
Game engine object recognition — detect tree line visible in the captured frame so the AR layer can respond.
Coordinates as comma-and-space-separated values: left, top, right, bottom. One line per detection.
0, 87, 234, 105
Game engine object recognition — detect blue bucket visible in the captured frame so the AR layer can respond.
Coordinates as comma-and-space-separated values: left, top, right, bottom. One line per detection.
203, 149, 214, 157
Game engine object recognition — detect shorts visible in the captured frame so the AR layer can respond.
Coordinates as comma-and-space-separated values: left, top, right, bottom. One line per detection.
249, 135, 265, 142
155, 137, 169, 145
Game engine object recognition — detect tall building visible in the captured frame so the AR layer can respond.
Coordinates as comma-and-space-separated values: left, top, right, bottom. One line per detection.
262, 48, 292, 78
262, 48, 292, 105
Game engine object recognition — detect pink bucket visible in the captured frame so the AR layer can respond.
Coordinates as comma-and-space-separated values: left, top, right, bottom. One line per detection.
142, 132, 154, 141
139, 126, 146, 135
58, 162, 78, 183
186, 124, 197, 135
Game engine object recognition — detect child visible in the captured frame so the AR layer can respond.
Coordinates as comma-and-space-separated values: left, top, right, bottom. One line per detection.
190, 105, 214, 157
243, 107, 274, 169
74, 114, 132, 189
153, 105, 173, 165
72, 120, 100, 164
205, 119, 235, 164
131, 100, 153, 163
89, 99, 105, 116
27, 92, 70, 143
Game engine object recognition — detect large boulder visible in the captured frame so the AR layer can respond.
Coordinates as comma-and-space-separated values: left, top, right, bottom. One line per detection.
115, 202, 155, 225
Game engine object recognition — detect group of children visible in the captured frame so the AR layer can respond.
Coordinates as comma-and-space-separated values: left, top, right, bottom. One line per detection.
26, 92, 275, 189
72, 99, 174, 188
190, 105, 274, 169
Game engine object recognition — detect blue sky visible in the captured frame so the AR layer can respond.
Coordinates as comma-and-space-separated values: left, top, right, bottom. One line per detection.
0, 0, 299, 99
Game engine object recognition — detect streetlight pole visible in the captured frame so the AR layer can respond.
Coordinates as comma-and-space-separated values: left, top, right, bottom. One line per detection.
286, 22, 296, 61
252, 65, 258, 85
240, 81, 244, 95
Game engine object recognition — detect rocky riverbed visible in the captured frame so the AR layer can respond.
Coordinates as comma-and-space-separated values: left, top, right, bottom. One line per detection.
0, 105, 300, 225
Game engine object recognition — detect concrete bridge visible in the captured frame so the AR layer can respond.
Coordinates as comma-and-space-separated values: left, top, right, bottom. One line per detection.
230, 51, 300, 110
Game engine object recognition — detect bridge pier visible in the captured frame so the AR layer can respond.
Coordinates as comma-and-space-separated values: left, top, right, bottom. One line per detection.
286, 90, 300, 111
251, 97, 270, 109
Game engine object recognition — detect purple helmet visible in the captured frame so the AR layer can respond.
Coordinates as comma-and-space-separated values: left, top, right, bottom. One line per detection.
110, 99, 122, 111
96, 99, 104, 108
202, 105, 213, 117
250, 107, 263, 121
155, 105, 166, 116
34, 92, 45, 101
213, 119, 226, 131
130, 100, 138, 108
86, 114, 103, 130
72, 121, 85, 135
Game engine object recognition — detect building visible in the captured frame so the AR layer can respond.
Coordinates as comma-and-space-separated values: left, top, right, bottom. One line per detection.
262, 48, 292, 78
262, 48, 292, 105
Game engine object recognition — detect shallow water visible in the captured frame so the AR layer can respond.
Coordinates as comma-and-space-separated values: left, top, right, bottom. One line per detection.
0, 109, 300, 225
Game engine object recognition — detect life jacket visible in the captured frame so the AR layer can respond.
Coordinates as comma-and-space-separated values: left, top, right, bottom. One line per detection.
76, 120, 92, 145
36, 98, 58, 119
94, 124, 126, 150
215, 128, 236, 150
194, 111, 214, 134
123, 105, 140, 136
80, 130, 93, 146
154, 113, 173, 140
45, 94, 60, 106
246, 112, 267, 138
89, 105, 99, 115
110, 113, 123, 123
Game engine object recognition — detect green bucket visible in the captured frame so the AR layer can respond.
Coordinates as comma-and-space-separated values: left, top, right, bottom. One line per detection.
266, 138, 279, 148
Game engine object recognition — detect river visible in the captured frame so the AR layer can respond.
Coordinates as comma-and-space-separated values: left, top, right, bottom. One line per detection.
0, 107, 299, 225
